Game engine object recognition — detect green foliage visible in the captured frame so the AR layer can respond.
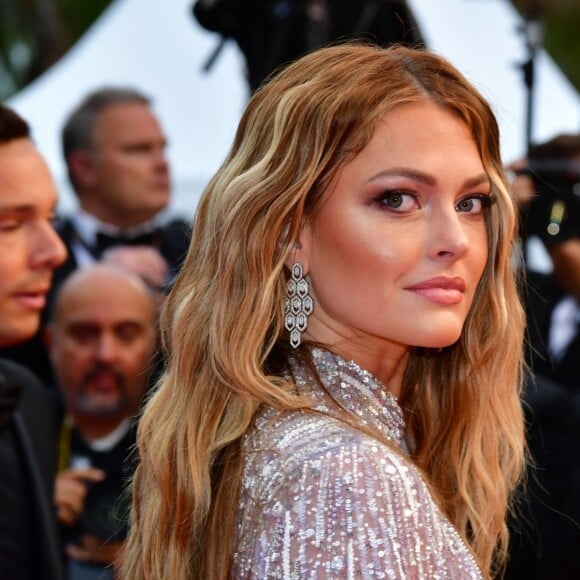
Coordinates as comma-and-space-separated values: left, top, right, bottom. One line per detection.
543, 5, 580, 91
56, 0, 114, 46
0, 0, 113, 100
511, 0, 580, 91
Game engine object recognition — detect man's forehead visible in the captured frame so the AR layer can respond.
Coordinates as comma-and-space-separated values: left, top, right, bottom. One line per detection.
57, 286, 154, 326
93, 103, 163, 140
0, 136, 37, 156
59, 293, 153, 315
96, 102, 157, 128
63, 317, 147, 328
57, 299, 153, 326
0, 140, 57, 206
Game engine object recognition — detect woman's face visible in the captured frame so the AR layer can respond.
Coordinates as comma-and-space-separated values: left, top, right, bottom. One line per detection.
295, 101, 490, 358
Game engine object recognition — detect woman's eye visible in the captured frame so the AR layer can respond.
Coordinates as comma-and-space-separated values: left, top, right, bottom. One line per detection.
386, 193, 404, 208
456, 195, 492, 213
375, 191, 418, 212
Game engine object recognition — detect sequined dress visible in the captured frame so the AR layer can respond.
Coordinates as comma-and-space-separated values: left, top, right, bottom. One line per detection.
231, 347, 482, 579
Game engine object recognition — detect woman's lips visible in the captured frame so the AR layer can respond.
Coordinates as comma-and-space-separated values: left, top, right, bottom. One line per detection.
405, 277, 465, 305
407, 287, 463, 304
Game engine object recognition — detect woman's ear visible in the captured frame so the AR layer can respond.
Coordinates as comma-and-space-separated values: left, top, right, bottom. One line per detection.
284, 220, 312, 273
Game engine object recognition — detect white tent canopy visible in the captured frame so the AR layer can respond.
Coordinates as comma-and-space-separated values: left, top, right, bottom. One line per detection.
7, 0, 580, 219
8, 0, 249, 218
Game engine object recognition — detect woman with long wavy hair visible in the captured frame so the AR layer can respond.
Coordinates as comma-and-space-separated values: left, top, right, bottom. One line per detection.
120, 43, 526, 579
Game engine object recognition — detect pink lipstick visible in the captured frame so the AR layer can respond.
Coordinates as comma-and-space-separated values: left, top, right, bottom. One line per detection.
405, 276, 465, 305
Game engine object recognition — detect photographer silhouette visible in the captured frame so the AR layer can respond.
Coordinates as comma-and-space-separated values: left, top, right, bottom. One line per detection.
192, 0, 424, 92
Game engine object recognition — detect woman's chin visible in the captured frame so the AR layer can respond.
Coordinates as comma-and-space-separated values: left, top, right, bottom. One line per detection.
413, 330, 462, 349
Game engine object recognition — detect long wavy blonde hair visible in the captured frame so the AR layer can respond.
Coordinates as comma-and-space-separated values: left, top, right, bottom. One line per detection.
120, 43, 525, 579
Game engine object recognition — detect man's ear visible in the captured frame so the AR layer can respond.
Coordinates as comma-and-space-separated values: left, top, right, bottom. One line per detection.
284, 220, 312, 274
67, 149, 97, 189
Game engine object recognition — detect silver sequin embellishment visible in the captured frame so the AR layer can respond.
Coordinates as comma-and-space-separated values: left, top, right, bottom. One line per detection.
232, 347, 482, 579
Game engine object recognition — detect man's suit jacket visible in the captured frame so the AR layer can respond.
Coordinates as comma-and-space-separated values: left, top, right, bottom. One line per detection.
524, 269, 580, 394
52, 216, 192, 292
0, 359, 63, 580
503, 270, 580, 578
504, 371, 580, 579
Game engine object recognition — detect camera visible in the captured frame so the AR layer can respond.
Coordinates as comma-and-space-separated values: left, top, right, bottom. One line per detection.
81, 471, 131, 543
520, 158, 580, 246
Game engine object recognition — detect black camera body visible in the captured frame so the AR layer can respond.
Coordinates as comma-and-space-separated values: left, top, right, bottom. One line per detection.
522, 159, 580, 246
81, 471, 130, 543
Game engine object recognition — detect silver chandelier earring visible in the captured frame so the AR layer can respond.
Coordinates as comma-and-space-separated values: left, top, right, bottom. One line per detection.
284, 262, 314, 348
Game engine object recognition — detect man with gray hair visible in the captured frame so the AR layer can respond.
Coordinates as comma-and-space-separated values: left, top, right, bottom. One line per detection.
55, 87, 190, 290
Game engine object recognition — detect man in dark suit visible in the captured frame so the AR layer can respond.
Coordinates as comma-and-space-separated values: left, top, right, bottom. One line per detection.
1, 87, 191, 384
525, 262, 580, 394
520, 134, 580, 394
0, 103, 67, 580
503, 133, 580, 579
55, 86, 190, 285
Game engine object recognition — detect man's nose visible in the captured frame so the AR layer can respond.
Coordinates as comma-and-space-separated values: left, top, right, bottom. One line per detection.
153, 148, 169, 171
95, 334, 117, 362
31, 221, 67, 270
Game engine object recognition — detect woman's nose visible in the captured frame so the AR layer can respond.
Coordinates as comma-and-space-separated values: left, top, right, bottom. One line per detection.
428, 209, 470, 261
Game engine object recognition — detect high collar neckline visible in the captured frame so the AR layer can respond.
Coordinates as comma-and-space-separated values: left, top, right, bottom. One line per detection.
289, 346, 406, 445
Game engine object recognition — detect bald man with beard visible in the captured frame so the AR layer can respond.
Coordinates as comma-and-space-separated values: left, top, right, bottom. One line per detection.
47, 264, 157, 580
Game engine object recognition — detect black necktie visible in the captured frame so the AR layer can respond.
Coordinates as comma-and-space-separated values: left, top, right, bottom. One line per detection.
94, 229, 160, 257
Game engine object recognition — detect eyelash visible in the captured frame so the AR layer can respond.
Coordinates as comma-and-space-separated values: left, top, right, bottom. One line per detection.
372, 190, 495, 214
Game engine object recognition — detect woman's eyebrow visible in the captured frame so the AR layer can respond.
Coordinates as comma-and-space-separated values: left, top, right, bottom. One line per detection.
367, 167, 436, 185
367, 168, 491, 190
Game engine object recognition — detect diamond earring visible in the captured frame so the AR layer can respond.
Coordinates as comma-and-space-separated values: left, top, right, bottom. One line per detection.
284, 262, 314, 348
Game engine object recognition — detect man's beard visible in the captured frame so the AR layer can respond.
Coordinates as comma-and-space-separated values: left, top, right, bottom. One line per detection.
73, 363, 129, 418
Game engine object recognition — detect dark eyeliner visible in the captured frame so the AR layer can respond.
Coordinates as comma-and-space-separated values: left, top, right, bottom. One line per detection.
371, 189, 416, 206
462, 194, 496, 208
